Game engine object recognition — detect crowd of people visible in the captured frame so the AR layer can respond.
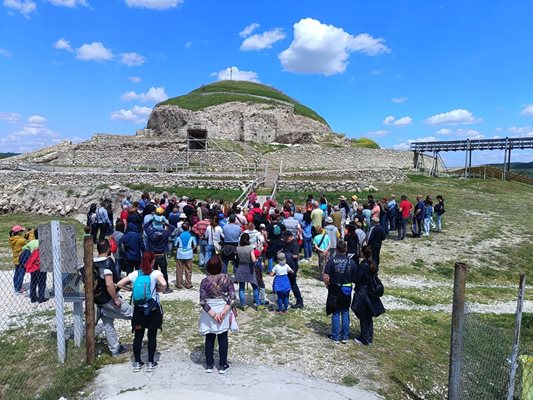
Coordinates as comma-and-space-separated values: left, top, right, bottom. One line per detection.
8, 188, 445, 373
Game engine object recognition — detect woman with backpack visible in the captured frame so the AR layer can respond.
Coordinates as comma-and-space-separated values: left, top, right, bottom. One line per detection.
117, 251, 167, 373
351, 246, 385, 346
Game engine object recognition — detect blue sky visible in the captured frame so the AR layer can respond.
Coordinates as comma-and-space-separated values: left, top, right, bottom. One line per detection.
1, 0, 533, 167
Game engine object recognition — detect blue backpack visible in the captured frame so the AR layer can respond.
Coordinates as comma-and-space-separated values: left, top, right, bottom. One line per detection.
132, 271, 152, 305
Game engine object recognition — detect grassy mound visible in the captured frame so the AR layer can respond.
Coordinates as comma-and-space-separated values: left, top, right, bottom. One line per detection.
350, 137, 380, 149
159, 80, 328, 125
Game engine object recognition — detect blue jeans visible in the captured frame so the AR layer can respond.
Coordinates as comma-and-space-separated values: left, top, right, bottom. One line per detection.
276, 291, 289, 311
205, 244, 215, 265
303, 236, 313, 259
13, 264, 25, 292
267, 257, 274, 273
436, 213, 443, 231
331, 308, 350, 341
424, 217, 432, 235
198, 239, 208, 267
238, 282, 260, 307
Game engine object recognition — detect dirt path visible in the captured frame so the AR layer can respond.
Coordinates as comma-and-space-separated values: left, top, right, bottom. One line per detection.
86, 353, 382, 400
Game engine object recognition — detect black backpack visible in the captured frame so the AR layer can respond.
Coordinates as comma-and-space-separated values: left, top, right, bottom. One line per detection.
93, 258, 120, 305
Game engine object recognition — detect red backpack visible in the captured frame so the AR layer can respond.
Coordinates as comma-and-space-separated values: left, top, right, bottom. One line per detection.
25, 249, 40, 273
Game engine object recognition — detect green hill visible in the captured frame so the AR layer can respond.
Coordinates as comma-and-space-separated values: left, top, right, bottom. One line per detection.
159, 80, 328, 126
488, 161, 533, 178
350, 137, 380, 149
0, 152, 18, 159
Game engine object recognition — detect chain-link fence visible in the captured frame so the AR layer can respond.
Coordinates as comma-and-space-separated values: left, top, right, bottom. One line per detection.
449, 265, 531, 400
0, 222, 86, 399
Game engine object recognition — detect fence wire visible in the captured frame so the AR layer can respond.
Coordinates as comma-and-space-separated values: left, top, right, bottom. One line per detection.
459, 310, 512, 400
0, 229, 86, 400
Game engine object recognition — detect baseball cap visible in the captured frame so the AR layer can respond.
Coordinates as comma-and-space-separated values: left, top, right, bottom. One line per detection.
11, 225, 25, 233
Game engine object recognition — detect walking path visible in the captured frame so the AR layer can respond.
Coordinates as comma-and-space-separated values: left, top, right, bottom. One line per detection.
86, 353, 382, 400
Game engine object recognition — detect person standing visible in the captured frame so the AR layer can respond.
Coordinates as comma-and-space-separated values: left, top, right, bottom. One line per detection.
96, 201, 112, 242
175, 222, 197, 289
199, 256, 236, 374
351, 246, 385, 346
282, 230, 304, 309
205, 216, 224, 263
313, 227, 331, 281
434, 195, 445, 232
323, 241, 356, 344
9, 225, 32, 295
269, 252, 294, 313
221, 214, 241, 274
310, 202, 324, 234
144, 220, 176, 293
192, 216, 211, 269
397, 195, 413, 240
365, 217, 387, 269
121, 223, 145, 274
235, 233, 260, 308
93, 239, 132, 357
23, 229, 47, 303
423, 196, 434, 236
413, 194, 425, 238
387, 195, 398, 232
117, 251, 167, 372
324, 216, 340, 259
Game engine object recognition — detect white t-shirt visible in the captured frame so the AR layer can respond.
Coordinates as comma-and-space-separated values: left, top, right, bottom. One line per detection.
272, 263, 293, 276
128, 270, 163, 306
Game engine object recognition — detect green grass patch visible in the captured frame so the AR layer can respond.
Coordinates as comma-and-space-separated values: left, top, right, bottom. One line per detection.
159, 80, 328, 125
350, 137, 380, 149
124, 184, 243, 203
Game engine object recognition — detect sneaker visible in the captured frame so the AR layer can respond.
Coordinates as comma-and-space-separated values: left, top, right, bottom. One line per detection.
219, 364, 231, 374
133, 362, 145, 372
327, 334, 339, 344
146, 362, 158, 372
164, 288, 174, 294
341, 339, 348, 344
290, 303, 304, 309
206, 365, 214, 373
112, 345, 128, 357
354, 337, 369, 346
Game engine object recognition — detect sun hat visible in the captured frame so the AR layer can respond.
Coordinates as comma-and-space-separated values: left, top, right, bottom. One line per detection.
156, 207, 164, 215
325, 216, 333, 223
352, 195, 358, 201
11, 225, 25, 233
277, 252, 286, 263
371, 216, 380, 224
338, 195, 347, 201
179, 213, 187, 219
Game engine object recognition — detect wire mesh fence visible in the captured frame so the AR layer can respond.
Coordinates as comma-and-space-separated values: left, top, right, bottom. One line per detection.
0, 222, 86, 399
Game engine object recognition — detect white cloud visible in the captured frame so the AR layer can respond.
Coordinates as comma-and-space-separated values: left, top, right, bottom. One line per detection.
128, 76, 142, 83
0, 114, 63, 152
0, 112, 21, 122
211, 66, 260, 83
111, 105, 152, 124
508, 126, 533, 137
119, 52, 146, 66
53, 38, 73, 52
425, 108, 479, 125
455, 129, 484, 139
392, 136, 437, 151
0, 48, 13, 58
520, 104, 533, 116
76, 42, 113, 62
184, 41, 192, 48
391, 97, 408, 104
124, 0, 183, 10
436, 128, 453, 135
120, 86, 168, 103
239, 23, 260, 38
3, 0, 36, 17
383, 115, 412, 127
240, 28, 285, 51
366, 130, 388, 137
278, 18, 390, 75
45, 0, 88, 7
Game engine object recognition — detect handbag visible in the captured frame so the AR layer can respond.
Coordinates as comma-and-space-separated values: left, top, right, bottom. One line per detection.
368, 274, 384, 298
229, 309, 239, 332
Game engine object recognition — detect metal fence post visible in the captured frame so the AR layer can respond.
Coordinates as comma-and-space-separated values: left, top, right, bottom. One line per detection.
84, 235, 96, 365
448, 262, 467, 400
507, 273, 526, 400
51, 220, 66, 363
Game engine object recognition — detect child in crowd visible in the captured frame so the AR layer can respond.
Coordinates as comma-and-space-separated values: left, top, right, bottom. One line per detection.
269, 252, 293, 313
152, 207, 169, 231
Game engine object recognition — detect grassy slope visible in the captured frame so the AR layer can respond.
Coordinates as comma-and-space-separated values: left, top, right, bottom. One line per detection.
1, 175, 532, 399
159, 80, 329, 125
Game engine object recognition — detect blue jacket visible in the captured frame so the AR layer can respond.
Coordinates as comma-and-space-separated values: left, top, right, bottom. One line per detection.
144, 222, 176, 254
120, 224, 145, 261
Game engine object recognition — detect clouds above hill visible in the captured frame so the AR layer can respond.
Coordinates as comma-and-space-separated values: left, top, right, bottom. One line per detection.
211, 67, 260, 83
425, 109, 480, 125
76, 42, 113, 62
240, 28, 285, 51
120, 87, 168, 103
278, 18, 390, 75
124, 0, 183, 10
111, 106, 152, 124
383, 115, 412, 127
